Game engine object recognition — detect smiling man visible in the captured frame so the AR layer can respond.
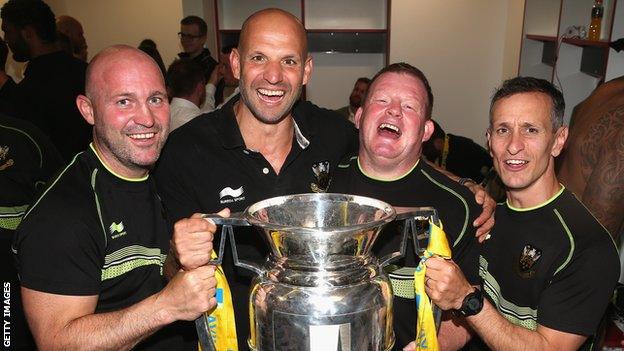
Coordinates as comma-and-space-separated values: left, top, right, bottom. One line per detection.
422, 77, 619, 351
330, 63, 483, 350
155, 9, 358, 349
13, 45, 218, 350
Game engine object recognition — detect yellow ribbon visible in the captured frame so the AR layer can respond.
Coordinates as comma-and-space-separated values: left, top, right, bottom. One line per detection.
414, 220, 452, 351
199, 252, 238, 351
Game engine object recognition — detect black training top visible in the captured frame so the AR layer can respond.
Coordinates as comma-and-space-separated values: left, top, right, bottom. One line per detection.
468, 188, 620, 351
154, 95, 358, 349
0, 51, 91, 162
14, 144, 195, 350
445, 134, 492, 184
0, 113, 63, 350
330, 156, 481, 350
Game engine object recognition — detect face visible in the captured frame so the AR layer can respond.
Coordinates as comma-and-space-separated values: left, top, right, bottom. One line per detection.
230, 15, 312, 124
68, 23, 87, 59
77, 52, 170, 177
180, 23, 205, 56
1, 21, 30, 62
488, 92, 567, 193
349, 80, 369, 108
355, 72, 433, 173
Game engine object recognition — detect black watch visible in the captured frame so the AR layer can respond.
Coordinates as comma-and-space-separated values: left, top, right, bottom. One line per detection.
458, 289, 483, 316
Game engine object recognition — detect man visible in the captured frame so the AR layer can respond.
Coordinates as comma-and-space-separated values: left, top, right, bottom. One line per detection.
421, 77, 619, 351
557, 75, 624, 241
166, 59, 207, 131
178, 15, 218, 84
13, 45, 218, 350
0, 0, 91, 162
56, 15, 87, 61
156, 9, 359, 349
336, 77, 371, 123
423, 119, 492, 184
329, 63, 483, 350
216, 44, 239, 107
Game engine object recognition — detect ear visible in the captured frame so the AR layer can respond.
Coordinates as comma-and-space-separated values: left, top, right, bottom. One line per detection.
421, 119, 434, 142
76, 95, 95, 125
354, 106, 363, 129
302, 54, 313, 86
230, 48, 241, 80
551, 126, 568, 157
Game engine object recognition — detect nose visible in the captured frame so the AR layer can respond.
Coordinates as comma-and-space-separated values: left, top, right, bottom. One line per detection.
134, 102, 156, 128
386, 100, 402, 118
507, 130, 525, 155
263, 61, 283, 85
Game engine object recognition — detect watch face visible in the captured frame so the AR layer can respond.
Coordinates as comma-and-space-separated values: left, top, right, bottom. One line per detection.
467, 298, 480, 310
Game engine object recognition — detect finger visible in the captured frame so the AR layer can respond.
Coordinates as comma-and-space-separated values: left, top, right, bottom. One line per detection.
216, 208, 231, 218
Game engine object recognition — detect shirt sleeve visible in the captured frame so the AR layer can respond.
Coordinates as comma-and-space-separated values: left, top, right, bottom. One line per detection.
17, 215, 103, 296
537, 239, 619, 335
199, 83, 217, 113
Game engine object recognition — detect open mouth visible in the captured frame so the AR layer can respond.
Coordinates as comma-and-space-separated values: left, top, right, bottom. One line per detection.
504, 159, 528, 168
378, 123, 401, 138
257, 88, 285, 103
128, 132, 155, 140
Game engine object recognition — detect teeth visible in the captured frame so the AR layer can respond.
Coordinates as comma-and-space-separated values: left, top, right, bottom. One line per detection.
258, 88, 284, 96
506, 159, 527, 165
379, 123, 400, 133
129, 133, 154, 139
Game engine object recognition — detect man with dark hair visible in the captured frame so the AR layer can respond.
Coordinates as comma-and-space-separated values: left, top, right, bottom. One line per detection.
178, 15, 217, 84
0, 0, 90, 162
557, 74, 624, 241
336, 77, 371, 123
423, 119, 492, 184
166, 59, 207, 131
421, 77, 619, 351
14, 45, 218, 350
56, 15, 87, 61
330, 62, 484, 350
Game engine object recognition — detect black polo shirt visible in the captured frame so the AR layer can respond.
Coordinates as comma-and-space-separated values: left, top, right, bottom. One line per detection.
154, 95, 358, 349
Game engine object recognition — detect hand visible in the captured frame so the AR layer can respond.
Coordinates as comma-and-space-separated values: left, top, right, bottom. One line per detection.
403, 341, 416, 351
171, 209, 229, 270
465, 182, 495, 243
425, 257, 473, 311
157, 266, 217, 322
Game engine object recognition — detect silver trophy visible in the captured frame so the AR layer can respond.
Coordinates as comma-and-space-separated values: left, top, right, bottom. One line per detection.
196, 193, 441, 351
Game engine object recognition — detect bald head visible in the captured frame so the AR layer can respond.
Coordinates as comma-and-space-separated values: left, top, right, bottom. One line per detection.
239, 8, 308, 55
86, 45, 163, 99
57, 15, 87, 61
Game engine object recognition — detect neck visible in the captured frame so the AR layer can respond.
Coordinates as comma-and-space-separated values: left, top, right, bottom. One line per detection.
358, 151, 420, 180
179, 94, 201, 108
189, 49, 203, 59
92, 142, 149, 180
30, 40, 59, 59
234, 101, 294, 174
506, 172, 562, 209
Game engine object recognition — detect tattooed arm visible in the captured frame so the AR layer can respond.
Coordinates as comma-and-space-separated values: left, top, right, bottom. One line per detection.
581, 106, 624, 240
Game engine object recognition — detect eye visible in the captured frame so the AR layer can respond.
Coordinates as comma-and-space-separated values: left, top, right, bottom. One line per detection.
117, 98, 130, 107
149, 96, 163, 105
283, 58, 297, 66
526, 127, 540, 134
250, 55, 265, 62
495, 127, 508, 135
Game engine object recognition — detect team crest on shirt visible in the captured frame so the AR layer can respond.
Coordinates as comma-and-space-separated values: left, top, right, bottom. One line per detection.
109, 221, 127, 239
516, 244, 542, 278
310, 161, 331, 193
0, 145, 14, 170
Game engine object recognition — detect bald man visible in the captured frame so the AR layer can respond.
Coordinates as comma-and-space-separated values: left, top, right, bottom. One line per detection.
155, 8, 358, 349
13, 45, 217, 350
56, 15, 88, 61
557, 75, 624, 241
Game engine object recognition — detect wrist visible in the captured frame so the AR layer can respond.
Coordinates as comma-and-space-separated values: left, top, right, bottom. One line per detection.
457, 287, 484, 317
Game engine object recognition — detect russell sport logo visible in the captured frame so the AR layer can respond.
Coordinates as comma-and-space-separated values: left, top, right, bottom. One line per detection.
219, 186, 245, 204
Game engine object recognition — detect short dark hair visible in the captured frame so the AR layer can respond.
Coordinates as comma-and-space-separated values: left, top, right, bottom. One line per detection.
490, 76, 565, 130
166, 59, 205, 98
368, 62, 434, 119
429, 119, 445, 140
356, 77, 371, 86
1, 0, 57, 43
180, 15, 207, 36
221, 44, 236, 55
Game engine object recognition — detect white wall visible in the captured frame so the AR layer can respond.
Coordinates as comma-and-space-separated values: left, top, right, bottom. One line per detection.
47, 0, 184, 67
390, 0, 523, 146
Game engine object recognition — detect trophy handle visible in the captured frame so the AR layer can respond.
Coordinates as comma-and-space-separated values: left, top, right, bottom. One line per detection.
378, 207, 440, 268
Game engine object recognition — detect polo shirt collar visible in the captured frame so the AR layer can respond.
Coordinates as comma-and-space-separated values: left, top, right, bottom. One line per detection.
216, 95, 313, 150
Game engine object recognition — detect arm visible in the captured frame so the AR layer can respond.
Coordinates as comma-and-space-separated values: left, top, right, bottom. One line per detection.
582, 123, 624, 240
425, 159, 495, 242
199, 63, 223, 113
23, 265, 217, 351
425, 258, 586, 351
403, 316, 473, 351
